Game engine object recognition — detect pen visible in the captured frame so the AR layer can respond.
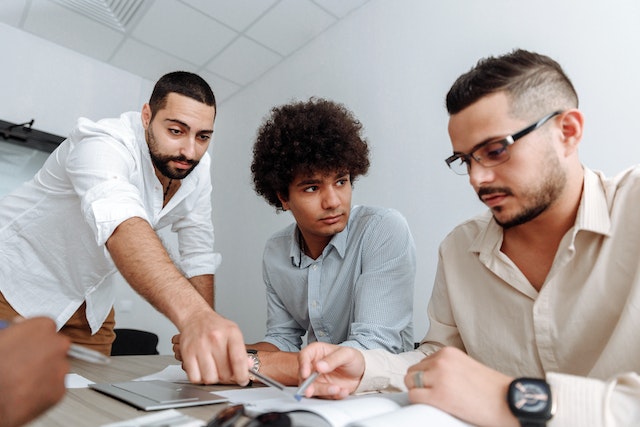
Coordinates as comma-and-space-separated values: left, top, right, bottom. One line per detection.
294, 371, 319, 401
1, 319, 110, 364
67, 344, 111, 364
249, 368, 289, 393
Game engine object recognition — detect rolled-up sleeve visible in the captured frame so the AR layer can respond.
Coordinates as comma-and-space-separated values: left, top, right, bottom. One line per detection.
65, 128, 149, 248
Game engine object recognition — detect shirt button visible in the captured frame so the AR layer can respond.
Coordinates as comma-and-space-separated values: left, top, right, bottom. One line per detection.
312, 264, 318, 270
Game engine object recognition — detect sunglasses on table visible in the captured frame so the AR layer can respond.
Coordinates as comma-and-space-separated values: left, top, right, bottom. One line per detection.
206, 404, 291, 427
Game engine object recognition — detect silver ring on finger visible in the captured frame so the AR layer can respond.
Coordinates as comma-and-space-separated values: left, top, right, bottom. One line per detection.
413, 370, 424, 388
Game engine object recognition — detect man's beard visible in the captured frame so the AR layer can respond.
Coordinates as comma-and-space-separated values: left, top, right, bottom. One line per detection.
147, 127, 199, 180
480, 154, 567, 230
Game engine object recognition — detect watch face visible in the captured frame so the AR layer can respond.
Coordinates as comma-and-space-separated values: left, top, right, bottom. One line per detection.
508, 378, 553, 420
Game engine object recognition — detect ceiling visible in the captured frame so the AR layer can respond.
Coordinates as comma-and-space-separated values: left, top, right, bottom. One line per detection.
0, 0, 370, 103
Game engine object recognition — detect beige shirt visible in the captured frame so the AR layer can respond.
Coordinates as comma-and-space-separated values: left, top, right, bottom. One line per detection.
358, 166, 640, 426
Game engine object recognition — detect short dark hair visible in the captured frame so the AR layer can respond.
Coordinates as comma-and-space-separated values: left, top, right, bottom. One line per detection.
446, 49, 578, 119
251, 97, 370, 210
148, 71, 216, 119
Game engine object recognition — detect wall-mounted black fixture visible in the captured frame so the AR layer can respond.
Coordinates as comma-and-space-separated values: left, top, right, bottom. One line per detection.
0, 119, 65, 153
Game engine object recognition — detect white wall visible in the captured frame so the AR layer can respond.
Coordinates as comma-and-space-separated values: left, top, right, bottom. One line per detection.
211, 0, 640, 344
3, 0, 640, 354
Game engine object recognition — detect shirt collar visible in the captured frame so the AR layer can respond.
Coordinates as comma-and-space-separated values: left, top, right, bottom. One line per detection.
289, 212, 351, 268
469, 167, 612, 255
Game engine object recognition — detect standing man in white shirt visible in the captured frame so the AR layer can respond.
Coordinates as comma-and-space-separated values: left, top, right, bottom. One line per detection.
298, 50, 640, 426
0, 71, 249, 386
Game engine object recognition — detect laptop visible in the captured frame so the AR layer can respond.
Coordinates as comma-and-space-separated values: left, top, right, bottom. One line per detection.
89, 379, 228, 411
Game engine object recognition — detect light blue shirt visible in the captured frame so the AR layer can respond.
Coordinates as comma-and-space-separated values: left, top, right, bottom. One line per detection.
262, 205, 416, 353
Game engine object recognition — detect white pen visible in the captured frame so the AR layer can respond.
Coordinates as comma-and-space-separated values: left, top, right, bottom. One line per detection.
294, 371, 319, 401
67, 344, 111, 364
0, 319, 110, 364
249, 368, 289, 393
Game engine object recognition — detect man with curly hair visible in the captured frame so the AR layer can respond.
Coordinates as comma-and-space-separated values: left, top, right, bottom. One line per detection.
245, 97, 417, 384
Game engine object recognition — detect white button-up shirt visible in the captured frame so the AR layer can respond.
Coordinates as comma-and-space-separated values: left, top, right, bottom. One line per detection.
0, 112, 221, 333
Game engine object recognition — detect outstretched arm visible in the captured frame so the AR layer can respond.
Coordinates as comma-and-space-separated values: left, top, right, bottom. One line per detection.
107, 216, 248, 386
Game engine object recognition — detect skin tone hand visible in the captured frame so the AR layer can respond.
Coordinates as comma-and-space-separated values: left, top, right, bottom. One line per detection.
405, 347, 518, 427
174, 337, 302, 385
297, 342, 365, 399
107, 217, 249, 386
0, 317, 70, 427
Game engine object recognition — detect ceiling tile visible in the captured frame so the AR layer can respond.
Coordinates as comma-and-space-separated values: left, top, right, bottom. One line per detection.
205, 36, 282, 85
111, 38, 195, 81
197, 70, 241, 104
132, 0, 238, 66
0, 1, 27, 26
23, 0, 124, 61
181, 0, 278, 31
246, 0, 336, 56
1, 0, 371, 105
311, 0, 370, 18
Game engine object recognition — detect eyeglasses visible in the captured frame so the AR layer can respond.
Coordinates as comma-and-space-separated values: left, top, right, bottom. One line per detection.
444, 111, 562, 175
206, 404, 292, 427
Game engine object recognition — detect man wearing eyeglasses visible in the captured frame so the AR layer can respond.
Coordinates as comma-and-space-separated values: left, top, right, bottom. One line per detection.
298, 49, 640, 427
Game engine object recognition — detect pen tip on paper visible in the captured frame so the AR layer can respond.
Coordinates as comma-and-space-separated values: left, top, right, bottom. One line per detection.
294, 394, 302, 401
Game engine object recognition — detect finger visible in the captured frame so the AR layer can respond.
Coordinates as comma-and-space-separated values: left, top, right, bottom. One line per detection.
181, 354, 203, 384
298, 352, 315, 379
197, 349, 221, 385
171, 334, 181, 344
306, 382, 349, 399
406, 370, 425, 389
408, 387, 433, 406
314, 348, 357, 373
227, 331, 250, 386
173, 344, 182, 361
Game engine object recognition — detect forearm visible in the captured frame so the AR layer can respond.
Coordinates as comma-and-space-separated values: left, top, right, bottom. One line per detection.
188, 274, 214, 308
258, 350, 300, 386
106, 217, 214, 330
246, 342, 300, 386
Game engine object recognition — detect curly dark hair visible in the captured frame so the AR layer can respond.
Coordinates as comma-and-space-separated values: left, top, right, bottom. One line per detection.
251, 98, 370, 210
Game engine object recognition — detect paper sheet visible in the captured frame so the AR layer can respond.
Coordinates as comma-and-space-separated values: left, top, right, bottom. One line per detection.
134, 364, 190, 383
65, 373, 94, 389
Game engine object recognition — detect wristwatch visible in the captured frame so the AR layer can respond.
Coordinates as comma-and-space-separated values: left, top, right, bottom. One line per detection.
247, 349, 260, 380
507, 377, 555, 427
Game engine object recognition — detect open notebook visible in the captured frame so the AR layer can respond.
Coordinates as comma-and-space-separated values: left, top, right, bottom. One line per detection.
215, 387, 472, 427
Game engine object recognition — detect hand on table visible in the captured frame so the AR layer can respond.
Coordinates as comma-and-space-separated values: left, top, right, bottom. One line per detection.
405, 346, 518, 427
297, 342, 365, 399
171, 311, 250, 386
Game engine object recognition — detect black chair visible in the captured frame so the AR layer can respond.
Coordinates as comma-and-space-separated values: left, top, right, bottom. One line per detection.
111, 328, 159, 356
